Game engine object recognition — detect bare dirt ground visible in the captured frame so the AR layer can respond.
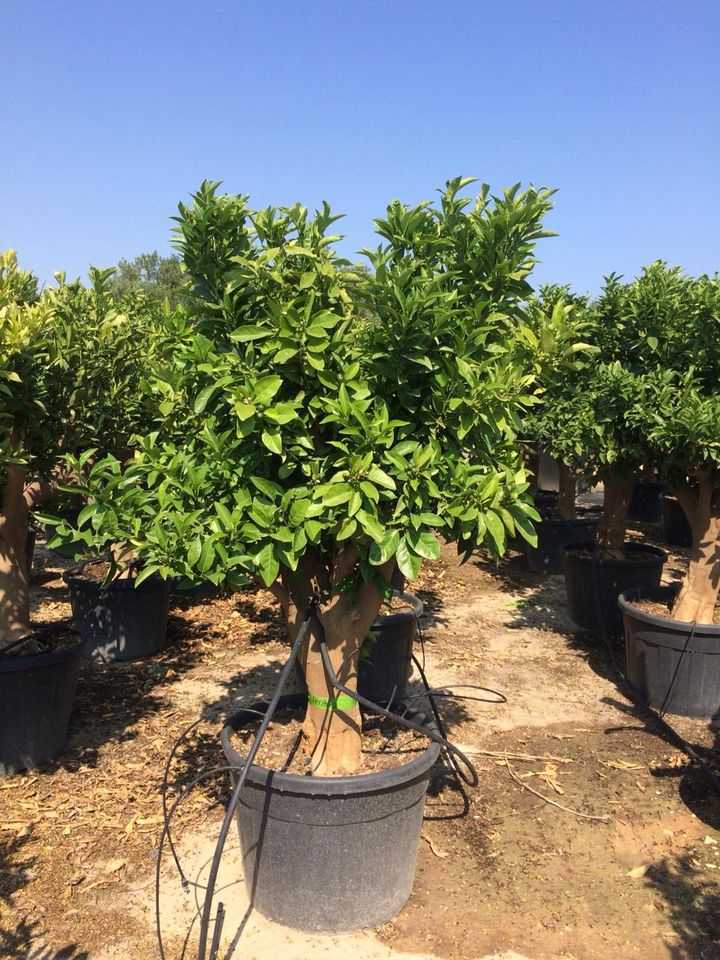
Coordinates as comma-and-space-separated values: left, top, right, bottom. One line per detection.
2, 520, 719, 960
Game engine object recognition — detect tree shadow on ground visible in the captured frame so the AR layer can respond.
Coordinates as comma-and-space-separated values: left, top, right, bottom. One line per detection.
230, 595, 285, 645
0, 830, 88, 960
644, 851, 720, 960
163, 658, 302, 809
54, 610, 212, 772
1, 918, 84, 960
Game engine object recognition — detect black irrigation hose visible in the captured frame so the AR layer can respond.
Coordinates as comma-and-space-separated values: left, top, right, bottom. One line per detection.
157, 594, 482, 960
156, 764, 244, 960
161, 717, 204, 887
193, 609, 314, 960
317, 622, 479, 788
160, 707, 271, 890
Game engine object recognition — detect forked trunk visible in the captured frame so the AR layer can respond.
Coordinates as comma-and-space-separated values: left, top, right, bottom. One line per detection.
596, 471, 635, 558
276, 549, 394, 776
557, 462, 577, 521
672, 476, 720, 624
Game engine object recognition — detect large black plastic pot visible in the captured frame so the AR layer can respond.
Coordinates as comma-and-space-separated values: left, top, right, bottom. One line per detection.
662, 495, 692, 548
0, 626, 82, 775
64, 561, 171, 662
620, 585, 720, 718
526, 516, 598, 574
628, 481, 664, 524
220, 694, 440, 932
562, 540, 666, 635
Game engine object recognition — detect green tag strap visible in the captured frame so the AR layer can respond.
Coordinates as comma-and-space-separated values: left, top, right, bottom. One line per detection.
307, 691, 357, 711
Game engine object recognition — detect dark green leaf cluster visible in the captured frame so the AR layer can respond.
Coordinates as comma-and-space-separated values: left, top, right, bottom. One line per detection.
0, 254, 167, 482
57, 178, 555, 586
530, 263, 720, 486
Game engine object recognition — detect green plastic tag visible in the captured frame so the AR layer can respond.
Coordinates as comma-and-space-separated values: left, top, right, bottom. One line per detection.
307, 692, 357, 711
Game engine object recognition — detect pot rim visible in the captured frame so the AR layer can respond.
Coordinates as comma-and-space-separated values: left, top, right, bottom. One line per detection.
221, 693, 441, 796
619, 584, 720, 633
0, 623, 82, 672
374, 590, 423, 624
536, 516, 598, 528
562, 539, 667, 566
63, 557, 167, 590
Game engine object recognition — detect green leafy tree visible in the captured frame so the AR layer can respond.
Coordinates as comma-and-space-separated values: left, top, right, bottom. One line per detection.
0, 254, 165, 641
0, 249, 39, 306
56, 178, 553, 774
534, 263, 720, 622
518, 284, 595, 517
626, 269, 720, 621
110, 251, 187, 307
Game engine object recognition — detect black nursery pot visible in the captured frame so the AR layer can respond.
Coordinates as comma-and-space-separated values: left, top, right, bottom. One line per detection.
562, 540, 666, 635
0, 626, 82, 775
533, 488, 560, 517
220, 694, 441, 932
627, 481, 665, 524
294, 593, 422, 705
620, 586, 720, 718
662, 495, 692, 548
526, 516, 598, 575
63, 561, 171, 662
359, 602, 420, 704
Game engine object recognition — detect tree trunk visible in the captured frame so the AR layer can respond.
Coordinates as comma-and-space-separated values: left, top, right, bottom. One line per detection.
557, 462, 577, 520
596, 471, 635, 557
0, 467, 32, 644
672, 476, 720, 623
274, 549, 395, 776
0, 465, 60, 646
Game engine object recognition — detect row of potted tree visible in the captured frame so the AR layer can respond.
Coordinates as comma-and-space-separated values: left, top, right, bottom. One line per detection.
525, 264, 720, 715
2, 179, 558, 933
3, 181, 718, 936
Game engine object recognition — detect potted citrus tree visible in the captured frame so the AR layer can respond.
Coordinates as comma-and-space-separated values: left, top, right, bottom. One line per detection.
519, 284, 598, 572
536, 267, 693, 632
618, 269, 720, 716
0, 251, 165, 773
56, 177, 553, 931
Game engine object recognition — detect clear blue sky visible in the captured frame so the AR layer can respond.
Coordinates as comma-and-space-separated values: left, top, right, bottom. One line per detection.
2, 0, 718, 294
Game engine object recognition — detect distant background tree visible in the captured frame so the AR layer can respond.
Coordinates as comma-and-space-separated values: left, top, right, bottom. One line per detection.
110, 251, 187, 306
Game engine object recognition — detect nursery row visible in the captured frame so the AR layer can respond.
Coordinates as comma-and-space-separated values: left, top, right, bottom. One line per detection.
1, 177, 719, 944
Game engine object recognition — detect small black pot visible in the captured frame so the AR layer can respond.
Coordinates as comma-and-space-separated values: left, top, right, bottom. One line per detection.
220, 694, 440, 932
627, 481, 664, 524
295, 593, 422, 705
359, 605, 419, 704
533, 489, 560, 517
0, 626, 82, 775
620, 586, 720, 718
526, 516, 598, 574
662, 495, 692, 548
562, 540, 666, 635
64, 561, 171, 662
